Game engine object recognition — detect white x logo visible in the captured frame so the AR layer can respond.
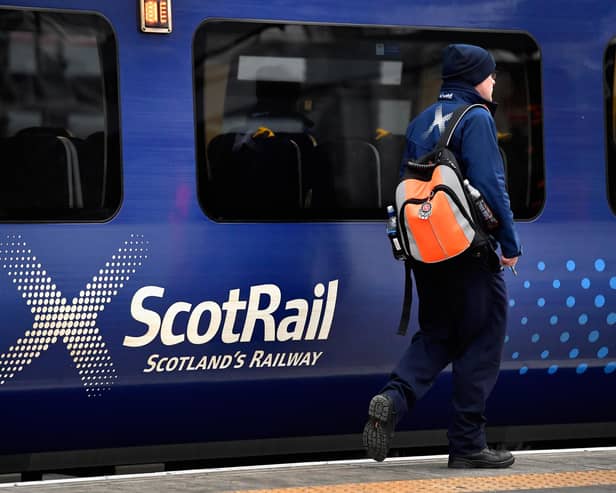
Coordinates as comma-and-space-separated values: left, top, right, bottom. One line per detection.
422, 105, 452, 140
0, 234, 148, 397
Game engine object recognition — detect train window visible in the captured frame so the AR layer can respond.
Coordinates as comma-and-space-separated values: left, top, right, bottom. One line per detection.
606, 39, 616, 213
0, 8, 121, 221
194, 22, 544, 221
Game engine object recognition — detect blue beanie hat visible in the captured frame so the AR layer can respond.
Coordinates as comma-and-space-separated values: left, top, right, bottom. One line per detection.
442, 44, 495, 86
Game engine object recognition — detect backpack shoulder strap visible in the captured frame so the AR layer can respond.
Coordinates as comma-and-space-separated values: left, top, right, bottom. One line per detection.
438, 103, 489, 148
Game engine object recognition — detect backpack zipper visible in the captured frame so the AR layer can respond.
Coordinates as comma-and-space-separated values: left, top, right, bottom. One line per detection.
398, 185, 479, 259
426, 214, 449, 257
431, 184, 478, 228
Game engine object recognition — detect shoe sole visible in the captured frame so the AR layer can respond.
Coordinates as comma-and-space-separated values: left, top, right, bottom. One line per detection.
448, 455, 515, 469
362, 395, 394, 462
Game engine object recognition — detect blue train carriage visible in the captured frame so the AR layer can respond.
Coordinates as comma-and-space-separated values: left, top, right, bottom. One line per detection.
0, 0, 614, 475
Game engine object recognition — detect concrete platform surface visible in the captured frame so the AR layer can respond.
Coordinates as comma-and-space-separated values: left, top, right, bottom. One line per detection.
1, 447, 615, 493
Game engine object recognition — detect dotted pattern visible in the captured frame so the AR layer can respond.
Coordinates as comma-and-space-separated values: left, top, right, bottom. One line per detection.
231, 470, 616, 492
0, 234, 148, 397
507, 257, 616, 376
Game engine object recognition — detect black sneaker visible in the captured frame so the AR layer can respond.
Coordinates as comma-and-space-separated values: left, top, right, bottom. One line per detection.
362, 394, 395, 462
448, 447, 515, 469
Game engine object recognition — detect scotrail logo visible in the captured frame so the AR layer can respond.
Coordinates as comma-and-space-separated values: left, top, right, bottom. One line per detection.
125, 281, 338, 347
0, 234, 149, 397
422, 104, 452, 140
0, 235, 340, 393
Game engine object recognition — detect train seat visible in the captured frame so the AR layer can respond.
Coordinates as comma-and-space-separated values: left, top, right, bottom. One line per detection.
310, 139, 382, 210
82, 131, 107, 208
374, 132, 406, 207
206, 131, 303, 219
274, 132, 317, 207
0, 127, 85, 211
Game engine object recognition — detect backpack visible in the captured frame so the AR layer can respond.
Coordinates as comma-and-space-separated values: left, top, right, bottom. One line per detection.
392, 104, 496, 335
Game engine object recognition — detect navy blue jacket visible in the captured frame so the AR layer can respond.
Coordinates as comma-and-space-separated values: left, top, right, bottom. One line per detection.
401, 82, 522, 259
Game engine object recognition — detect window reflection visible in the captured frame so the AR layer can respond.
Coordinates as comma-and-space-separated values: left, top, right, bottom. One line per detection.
194, 22, 544, 221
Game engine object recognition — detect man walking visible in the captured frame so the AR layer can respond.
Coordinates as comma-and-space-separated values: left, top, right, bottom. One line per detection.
363, 44, 521, 469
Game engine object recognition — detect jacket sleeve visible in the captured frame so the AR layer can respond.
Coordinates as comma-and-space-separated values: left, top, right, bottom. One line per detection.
459, 111, 522, 258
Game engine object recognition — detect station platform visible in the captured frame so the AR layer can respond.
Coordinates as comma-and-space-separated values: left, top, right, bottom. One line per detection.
1, 447, 615, 493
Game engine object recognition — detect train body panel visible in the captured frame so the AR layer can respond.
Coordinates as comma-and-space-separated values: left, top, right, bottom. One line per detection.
0, 0, 615, 472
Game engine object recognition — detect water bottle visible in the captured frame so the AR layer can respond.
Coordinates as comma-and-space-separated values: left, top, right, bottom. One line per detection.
463, 180, 499, 230
386, 205, 405, 260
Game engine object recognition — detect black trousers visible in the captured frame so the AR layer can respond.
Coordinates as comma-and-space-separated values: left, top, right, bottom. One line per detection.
381, 249, 507, 455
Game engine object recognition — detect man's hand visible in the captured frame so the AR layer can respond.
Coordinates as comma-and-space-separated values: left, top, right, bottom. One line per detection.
501, 256, 519, 275
501, 256, 518, 267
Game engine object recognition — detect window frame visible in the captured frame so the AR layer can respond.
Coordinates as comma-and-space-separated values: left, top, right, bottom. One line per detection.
604, 37, 616, 215
0, 6, 123, 223
194, 19, 545, 223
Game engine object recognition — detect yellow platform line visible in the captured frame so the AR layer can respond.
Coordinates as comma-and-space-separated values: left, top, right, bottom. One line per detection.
231, 469, 616, 493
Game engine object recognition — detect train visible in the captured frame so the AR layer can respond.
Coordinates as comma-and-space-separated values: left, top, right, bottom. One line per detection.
0, 0, 615, 476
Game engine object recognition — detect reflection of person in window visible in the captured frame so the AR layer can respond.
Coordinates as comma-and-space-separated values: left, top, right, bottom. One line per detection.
246, 65, 314, 133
